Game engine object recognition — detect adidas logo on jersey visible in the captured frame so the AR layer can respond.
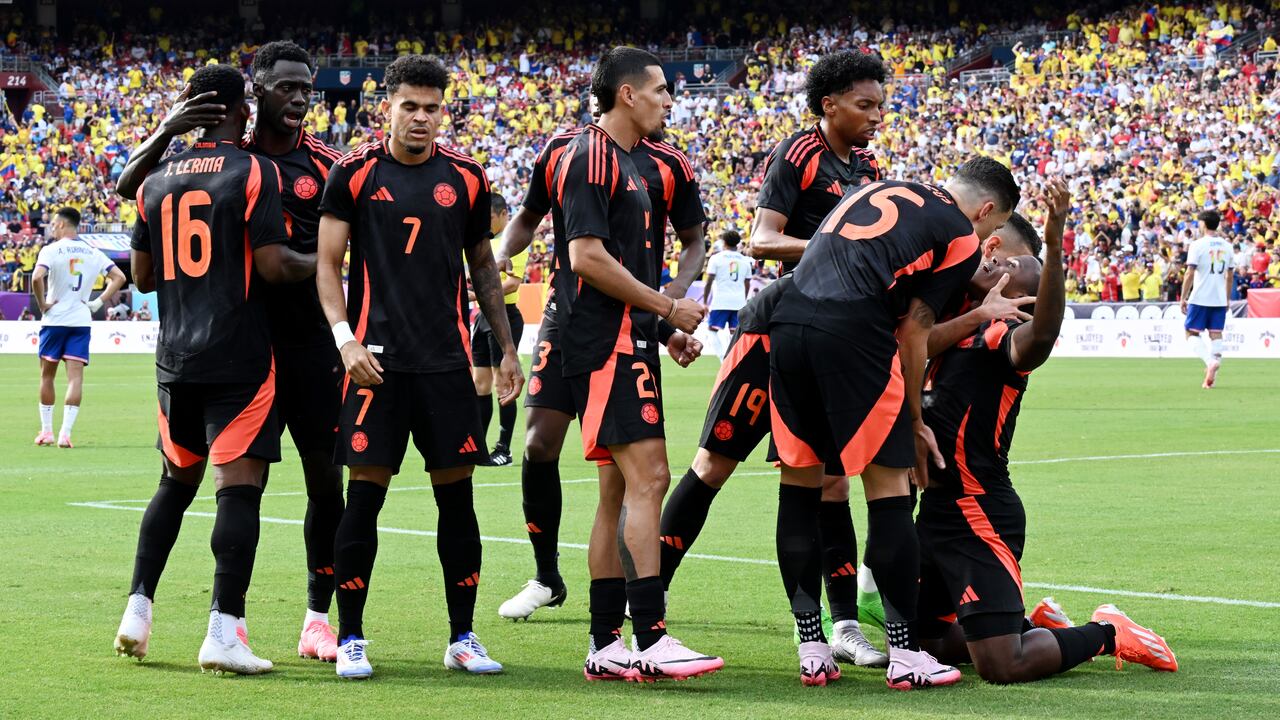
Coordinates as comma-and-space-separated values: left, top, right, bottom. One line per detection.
826, 180, 843, 196
370, 187, 395, 201
459, 436, 478, 454
958, 586, 980, 605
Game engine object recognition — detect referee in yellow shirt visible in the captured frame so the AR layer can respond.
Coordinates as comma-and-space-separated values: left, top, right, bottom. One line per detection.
472, 196, 528, 466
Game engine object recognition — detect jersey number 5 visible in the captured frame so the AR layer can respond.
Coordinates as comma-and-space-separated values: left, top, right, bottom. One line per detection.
159, 190, 212, 280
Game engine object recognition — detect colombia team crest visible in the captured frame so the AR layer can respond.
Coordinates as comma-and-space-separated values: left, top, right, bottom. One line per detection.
713, 420, 734, 441
350, 431, 369, 452
293, 175, 319, 200
641, 402, 660, 425
434, 182, 457, 207
528, 376, 542, 395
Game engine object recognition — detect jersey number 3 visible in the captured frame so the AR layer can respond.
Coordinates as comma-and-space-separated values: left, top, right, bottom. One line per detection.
158, 191, 212, 280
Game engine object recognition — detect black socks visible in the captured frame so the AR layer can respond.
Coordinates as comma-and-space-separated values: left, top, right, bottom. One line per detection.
334, 480, 386, 640
302, 457, 343, 614
1050, 622, 1117, 673
435, 478, 482, 641
628, 576, 668, 651
496, 401, 516, 451
210, 484, 263, 618
819, 499, 859, 624
476, 394, 494, 449
589, 577, 627, 651
521, 458, 563, 589
865, 495, 919, 651
777, 484, 824, 627
659, 468, 720, 590
130, 475, 199, 599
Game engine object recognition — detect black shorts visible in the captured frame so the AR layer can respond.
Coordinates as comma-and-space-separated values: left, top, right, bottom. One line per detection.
698, 330, 772, 462
569, 353, 664, 463
768, 321, 913, 476
274, 343, 342, 456
524, 313, 575, 415
334, 368, 485, 474
471, 304, 526, 368
917, 490, 1026, 641
156, 366, 281, 467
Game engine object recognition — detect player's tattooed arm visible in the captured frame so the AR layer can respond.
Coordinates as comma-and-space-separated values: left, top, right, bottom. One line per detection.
664, 224, 708, 299
900, 299, 946, 488
318, 213, 383, 386
467, 239, 525, 405
116, 87, 227, 198
1010, 179, 1070, 372
747, 208, 808, 262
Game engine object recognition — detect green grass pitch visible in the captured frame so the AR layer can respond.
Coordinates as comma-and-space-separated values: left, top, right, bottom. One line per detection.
2, 353, 1278, 719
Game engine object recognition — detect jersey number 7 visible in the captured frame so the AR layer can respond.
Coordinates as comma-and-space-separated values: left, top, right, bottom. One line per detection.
158, 191, 212, 280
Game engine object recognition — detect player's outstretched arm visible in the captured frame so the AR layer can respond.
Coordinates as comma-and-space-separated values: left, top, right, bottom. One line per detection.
1010, 179, 1070, 372
115, 87, 227, 198
495, 206, 542, 274
467, 238, 525, 406
317, 213, 382, 386
899, 298, 946, 489
927, 273, 1034, 358
747, 208, 808, 262
569, 236, 706, 332
665, 225, 707, 299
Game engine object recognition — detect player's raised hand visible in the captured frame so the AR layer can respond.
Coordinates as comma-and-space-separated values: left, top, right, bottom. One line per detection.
340, 342, 384, 387
911, 419, 945, 490
1043, 178, 1071, 238
496, 350, 525, 406
158, 86, 227, 137
982, 273, 1035, 322
666, 332, 703, 367
667, 297, 706, 333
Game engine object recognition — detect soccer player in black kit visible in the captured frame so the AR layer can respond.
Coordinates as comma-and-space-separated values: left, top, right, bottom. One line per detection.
768, 158, 1019, 688
113, 64, 317, 675
316, 55, 523, 680
659, 50, 888, 668
116, 42, 348, 663
549, 47, 721, 682
492, 124, 706, 621
916, 180, 1178, 682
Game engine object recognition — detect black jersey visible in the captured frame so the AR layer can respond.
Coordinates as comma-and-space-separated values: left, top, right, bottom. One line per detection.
319, 139, 490, 374
550, 124, 658, 376
756, 124, 881, 272
129, 139, 289, 383
243, 130, 342, 348
922, 318, 1031, 495
634, 138, 706, 277
774, 180, 981, 337
522, 128, 582, 316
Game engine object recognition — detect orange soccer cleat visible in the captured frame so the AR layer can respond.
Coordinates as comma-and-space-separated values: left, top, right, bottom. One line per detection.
1091, 604, 1178, 672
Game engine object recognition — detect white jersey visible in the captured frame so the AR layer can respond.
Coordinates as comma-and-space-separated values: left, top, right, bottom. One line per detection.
705, 250, 753, 311
1186, 234, 1232, 307
35, 238, 116, 327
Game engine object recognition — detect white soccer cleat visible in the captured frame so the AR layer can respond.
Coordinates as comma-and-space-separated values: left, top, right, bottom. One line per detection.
444, 632, 503, 674
114, 593, 152, 660
830, 619, 889, 667
198, 611, 272, 674
498, 580, 566, 620
336, 637, 373, 679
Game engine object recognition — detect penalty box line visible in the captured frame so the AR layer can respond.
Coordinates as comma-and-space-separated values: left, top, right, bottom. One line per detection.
68, 497, 1280, 610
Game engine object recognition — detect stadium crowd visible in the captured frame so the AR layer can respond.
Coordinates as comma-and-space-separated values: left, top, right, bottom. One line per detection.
2, 1, 1280, 306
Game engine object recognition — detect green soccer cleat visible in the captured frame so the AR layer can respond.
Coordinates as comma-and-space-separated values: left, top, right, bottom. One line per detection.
857, 564, 886, 631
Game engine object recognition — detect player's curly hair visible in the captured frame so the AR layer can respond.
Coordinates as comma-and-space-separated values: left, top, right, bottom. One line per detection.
1005, 212, 1043, 257
805, 50, 887, 117
955, 157, 1021, 213
251, 40, 313, 82
188, 64, 245, 116
591, 46, 663, 113
383, 55, 450, 96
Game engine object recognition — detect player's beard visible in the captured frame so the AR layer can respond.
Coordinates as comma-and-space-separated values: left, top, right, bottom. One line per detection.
646, 126, 666, 143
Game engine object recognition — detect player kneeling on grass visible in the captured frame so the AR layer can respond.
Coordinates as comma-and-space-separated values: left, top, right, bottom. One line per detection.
316, 55, 523, 681
916, 180, 1177, 683
114, 64, 318, 675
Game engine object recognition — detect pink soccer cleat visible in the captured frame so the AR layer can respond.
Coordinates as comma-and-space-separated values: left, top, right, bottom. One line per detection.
583, 637, 637, 681
630, 634, 723, 682
57, 434, 74, 448
1203, 359, 1220, 389
298, 620, 339, 662
34, 431, 55, 446
886, 647, 962, 690
1029, 597, 1074, 630
1092, 604, 1178, 672
798, 641, 841, 687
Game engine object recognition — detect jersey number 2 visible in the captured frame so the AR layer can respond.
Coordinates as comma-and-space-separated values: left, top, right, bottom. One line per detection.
159, 191, 212, 280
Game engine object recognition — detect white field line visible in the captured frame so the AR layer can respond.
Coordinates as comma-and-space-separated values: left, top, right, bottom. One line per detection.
65, 447, 1280, 506
68, 498, 1280, 610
